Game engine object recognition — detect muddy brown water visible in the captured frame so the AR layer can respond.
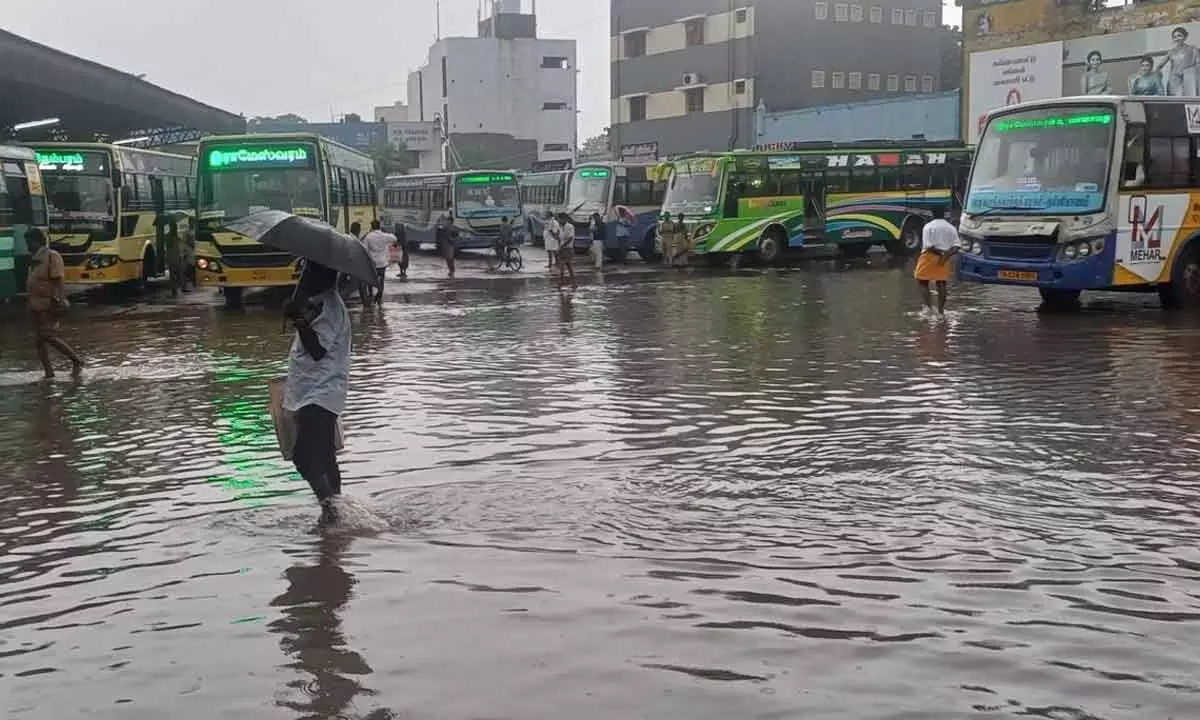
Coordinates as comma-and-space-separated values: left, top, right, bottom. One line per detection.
1, 260, 1199, 719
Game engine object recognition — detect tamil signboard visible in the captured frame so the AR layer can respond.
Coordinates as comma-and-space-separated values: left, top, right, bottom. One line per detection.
619, 142, 658, 164
386, 121, 439, 152
967, 40, 1062, 145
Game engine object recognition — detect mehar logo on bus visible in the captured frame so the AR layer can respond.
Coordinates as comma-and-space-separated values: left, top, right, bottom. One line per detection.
1129, 199, 1164, 264
207, 147, 309, 168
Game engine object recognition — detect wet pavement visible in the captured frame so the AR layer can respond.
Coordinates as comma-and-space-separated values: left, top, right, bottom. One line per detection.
2, 253, 1200, 719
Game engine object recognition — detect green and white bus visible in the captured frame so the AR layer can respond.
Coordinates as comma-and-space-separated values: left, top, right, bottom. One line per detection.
657, 141, 973, 264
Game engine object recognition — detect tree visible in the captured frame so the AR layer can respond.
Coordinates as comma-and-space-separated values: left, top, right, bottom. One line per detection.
939, 24, 963, 92
369, 138, 417, 184
579, 128, 611, 160
247, 113, 308, 129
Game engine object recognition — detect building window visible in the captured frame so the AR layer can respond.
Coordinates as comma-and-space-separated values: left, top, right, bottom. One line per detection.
905, 9, 917, 26
832, 71, 845, 89
850, 4, 863, 22
891, 8, 903, 24
624, 31, 646, 58
848, 71, 862, 89
867, 72, 880, 90
544, 143, 570, 152
684, 18, 705, 46
921, 74, 934, 92
923, 10, 936, 27
835, 3, 848, 21
628, 95, 646, 122
870, 6, 883, 22
684, 87, 705, 113
815, 2, 828, 20
542, 101, 569, 110
541, 56, 569, 69
887, 74, 899, 91
812, 70, 826, 88
735, 8, 748, 23
734, 79, 747, 94
904, 74, 917, 92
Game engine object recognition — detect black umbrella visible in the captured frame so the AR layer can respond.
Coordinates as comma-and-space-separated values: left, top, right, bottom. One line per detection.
222, 210, 376, 284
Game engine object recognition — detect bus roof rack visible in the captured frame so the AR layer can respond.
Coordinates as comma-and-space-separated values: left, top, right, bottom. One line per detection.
750, 138, 968, 151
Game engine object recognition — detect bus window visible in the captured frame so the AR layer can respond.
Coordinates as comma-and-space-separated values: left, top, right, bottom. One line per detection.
1147, 136, 1193, 188
825, 169, 850, 193
849, 166, 877, 192
878, 167, 901, 191
901, 165, 929, 189
776, 170, 803, 196
0, 161, 35, 226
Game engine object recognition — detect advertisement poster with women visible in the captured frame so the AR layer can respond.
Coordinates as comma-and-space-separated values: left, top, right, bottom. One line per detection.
968, 20, 1200, 144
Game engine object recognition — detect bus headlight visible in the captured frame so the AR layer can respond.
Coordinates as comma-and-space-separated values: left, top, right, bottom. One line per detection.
692, 223, 716, 239
1064, 244, 1078, 259
197, 258, 222, 273
85, 255, 118, 269
1077, 243, 1091, 257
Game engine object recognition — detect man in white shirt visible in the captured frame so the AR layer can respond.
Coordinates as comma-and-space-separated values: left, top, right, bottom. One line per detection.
912, 206, 959, 317
283, 261, 352, 524
361, 220, 396, 305
543, 211, 561, 270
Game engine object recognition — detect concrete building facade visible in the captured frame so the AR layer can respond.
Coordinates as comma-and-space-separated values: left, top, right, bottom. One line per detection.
407, 0, 578, 170
610, 0, 945, 158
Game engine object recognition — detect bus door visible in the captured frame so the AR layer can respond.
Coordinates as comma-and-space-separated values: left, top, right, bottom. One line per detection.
803, 173, 827, 240
149, 176, 166, 276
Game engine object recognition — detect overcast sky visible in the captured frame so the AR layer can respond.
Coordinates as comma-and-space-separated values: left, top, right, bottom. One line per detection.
4, 1, 959, 142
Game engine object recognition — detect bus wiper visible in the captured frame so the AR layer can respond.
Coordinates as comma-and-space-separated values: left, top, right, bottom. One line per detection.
969, 204, 1045, 217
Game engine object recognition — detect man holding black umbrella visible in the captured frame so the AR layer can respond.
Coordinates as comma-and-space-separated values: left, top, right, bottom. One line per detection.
283, 260, 352, 525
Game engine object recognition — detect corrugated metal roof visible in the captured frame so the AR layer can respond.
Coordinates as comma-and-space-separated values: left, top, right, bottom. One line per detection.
756, 90, 961, 145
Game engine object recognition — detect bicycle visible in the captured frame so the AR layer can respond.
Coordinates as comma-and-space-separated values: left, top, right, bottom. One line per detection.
488, 244, 524, 272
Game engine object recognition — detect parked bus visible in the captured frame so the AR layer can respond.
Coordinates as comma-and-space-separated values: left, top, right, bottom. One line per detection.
958, 96, 1200, 310
562, 163, 667, 262
193, 133, 377, 306
0, 145, 48, 299
656, 141, 973, 265
518, 169, 570, 246
380, 170, 522, 253
31, 143, 194, 287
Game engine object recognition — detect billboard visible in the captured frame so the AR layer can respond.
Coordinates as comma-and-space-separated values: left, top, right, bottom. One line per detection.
967, 19, 1200, 144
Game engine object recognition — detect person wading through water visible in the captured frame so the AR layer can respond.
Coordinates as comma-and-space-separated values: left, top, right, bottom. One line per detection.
394, 223, 410, 280
361, 220, 395, 305
283, 261, 352, 525
913, 205, 959, 318
556, 212, 576, 287
25, 227, 84, 379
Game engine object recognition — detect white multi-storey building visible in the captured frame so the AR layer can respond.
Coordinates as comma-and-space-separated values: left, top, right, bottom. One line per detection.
406, 0, 577, 169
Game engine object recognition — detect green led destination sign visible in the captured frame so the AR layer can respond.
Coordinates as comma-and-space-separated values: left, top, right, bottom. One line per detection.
35, 150, 110, 175
204, 145, 313, 170
458, 173, 515, 184
576, 168, 611, 178
993, 111, 1114, 133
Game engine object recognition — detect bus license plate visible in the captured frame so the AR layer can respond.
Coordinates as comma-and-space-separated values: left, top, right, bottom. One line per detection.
250, 271, 268, 281
998, 270, 1038, 282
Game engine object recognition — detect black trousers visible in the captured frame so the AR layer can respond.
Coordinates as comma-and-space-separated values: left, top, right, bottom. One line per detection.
293, 404, 342, 502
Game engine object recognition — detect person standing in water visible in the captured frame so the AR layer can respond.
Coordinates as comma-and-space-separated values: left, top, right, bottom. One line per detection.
361, 220, 395, 305
25, 227, 84, 379
283, 261, 352, 525
437, 212, 458, 279
394, 223, 410, 280
589, 212, 606, 271
556, 213, 576, 287
913, 206, 959, 317
659, 213, 675, 266
543, 210, 560, 270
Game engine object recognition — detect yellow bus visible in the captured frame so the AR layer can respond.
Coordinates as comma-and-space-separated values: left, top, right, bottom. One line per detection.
32, 143, 195, 287
193, 133, 378, 306
0, 145, 49, 299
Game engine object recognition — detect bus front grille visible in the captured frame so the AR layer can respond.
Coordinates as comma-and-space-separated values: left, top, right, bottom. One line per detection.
219, 253, 296, 268
986, 237, 1057, 262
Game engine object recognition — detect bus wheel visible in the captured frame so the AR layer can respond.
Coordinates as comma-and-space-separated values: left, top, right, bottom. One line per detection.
1038, 288, 1081, 311
133, 249, 154, 293
223, 287, 245, 309
1165, 241, 1200, 309
840, 242, 871, 259
756, 228, 786, 265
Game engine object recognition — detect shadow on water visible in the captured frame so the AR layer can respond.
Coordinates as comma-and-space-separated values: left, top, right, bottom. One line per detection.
2, 266, 1200, 719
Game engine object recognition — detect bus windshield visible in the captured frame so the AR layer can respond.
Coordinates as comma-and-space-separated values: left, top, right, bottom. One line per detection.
456, 173, 519, 216
663, 158, 721, 216
42, 174, 114, 220
567, 168, 611, 213
200, 168, 323, 219
967, 105, 1115, 216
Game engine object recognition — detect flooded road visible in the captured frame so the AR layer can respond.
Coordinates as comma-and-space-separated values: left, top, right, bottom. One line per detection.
2, 260, 1200, 719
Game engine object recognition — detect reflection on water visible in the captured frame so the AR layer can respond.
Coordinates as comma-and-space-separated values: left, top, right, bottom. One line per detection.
2, 268, 1200, 719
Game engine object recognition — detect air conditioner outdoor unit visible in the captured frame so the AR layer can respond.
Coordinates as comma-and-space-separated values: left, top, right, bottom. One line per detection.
682, 72, 700, 86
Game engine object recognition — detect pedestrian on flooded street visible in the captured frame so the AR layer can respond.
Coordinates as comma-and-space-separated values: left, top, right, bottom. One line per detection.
914, 206, 959, 318
589, 212, 606, 271
283, 260, 351, 526
361, 220, 395, 305
339, 221, 369, 307
544, 210, 560, 270
672, 213, 689, 267
556, 213, 576, 287
25, 227, 84, 379
394, 223, 410, 280
659, 213, 675, 266
438, 213, 458, 279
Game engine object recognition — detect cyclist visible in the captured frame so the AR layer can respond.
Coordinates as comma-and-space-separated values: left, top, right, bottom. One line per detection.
493, 217, 515, 265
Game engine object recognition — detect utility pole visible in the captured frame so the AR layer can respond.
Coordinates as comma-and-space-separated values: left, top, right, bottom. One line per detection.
435, 0, 441, 40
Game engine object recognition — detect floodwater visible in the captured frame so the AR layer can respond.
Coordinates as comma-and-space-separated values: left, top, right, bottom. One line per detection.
2, 256, 1200, 719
